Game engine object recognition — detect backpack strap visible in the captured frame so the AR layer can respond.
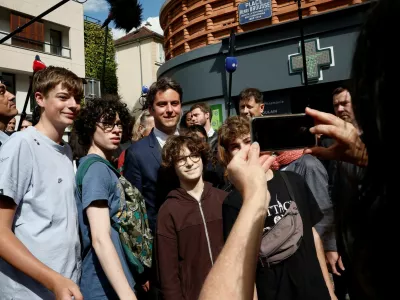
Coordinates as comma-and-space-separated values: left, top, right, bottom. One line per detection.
76, 156, 120, 195
280, 172, 296, 203
76, 155, 121, 261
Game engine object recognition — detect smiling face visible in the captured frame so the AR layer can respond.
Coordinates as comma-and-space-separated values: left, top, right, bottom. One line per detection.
93, 113, 122, 152
35, 83, 80, 129
150, 89, 181, 135
239, 97, 264, 119
174, 145, 203, 183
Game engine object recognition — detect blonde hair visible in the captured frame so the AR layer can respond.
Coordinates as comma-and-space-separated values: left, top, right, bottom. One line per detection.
132, 110, 152, 141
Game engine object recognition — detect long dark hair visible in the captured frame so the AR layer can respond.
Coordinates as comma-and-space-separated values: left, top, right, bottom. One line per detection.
349, 0, 395, 298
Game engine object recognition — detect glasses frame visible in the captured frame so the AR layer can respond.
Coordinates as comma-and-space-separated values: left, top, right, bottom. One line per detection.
97, 122, 123, 133
176, 153, 201, 167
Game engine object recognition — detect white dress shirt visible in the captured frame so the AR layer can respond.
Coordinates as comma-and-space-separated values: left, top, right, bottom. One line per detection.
153, 127, 179, 148
207, 127, 215, 138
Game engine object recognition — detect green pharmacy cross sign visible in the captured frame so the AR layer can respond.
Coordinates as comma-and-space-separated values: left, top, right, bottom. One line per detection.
288, 38, 335, 83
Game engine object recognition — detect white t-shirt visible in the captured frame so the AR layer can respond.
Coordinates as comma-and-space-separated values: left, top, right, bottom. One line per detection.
0, 130, 9, 146
0, 127, 81, 300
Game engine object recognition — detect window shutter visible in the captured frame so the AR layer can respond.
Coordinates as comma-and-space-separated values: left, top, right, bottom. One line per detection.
10, 13, 44, 42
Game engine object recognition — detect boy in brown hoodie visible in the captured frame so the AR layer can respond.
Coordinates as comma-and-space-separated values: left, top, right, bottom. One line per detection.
156, 135, 227, 300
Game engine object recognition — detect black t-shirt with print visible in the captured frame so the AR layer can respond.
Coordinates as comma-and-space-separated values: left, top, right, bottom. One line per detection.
222, 171, 330, 300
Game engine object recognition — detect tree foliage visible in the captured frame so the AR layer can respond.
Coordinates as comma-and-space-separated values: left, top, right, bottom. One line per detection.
84, 21, 118, 95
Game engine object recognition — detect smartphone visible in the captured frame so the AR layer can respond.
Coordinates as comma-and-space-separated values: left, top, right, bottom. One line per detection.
250, 113, 316, 152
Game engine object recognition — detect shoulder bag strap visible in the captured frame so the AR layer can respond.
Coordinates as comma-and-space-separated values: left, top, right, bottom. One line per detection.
280, 171, 296, 203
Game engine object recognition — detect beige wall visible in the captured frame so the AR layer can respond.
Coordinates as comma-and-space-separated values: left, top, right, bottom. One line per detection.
116, 38, 164, 114
0, 0, 85, 77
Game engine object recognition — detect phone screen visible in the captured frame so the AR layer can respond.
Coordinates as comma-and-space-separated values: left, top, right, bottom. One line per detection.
251, 114, 316, 152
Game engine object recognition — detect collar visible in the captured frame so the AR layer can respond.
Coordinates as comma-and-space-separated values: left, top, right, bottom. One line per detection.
153, 127, 179, 148
0, 130, 9, 145
207, 127, 215, 138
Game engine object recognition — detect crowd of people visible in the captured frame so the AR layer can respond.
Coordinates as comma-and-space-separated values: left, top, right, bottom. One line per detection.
0, 0, 395, 299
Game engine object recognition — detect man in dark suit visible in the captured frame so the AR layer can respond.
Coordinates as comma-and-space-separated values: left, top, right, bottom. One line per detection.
125, 77, 182, 232
124, 77, 182, 299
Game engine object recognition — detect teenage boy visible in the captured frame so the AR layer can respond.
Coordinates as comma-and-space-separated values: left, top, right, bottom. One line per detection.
74, 96, 138, 300
157, 135, 227, 300
0, 66, 83, 300
218, 116, 336, 300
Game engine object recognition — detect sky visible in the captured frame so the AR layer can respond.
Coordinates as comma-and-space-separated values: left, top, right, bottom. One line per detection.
83, 0, 165, 40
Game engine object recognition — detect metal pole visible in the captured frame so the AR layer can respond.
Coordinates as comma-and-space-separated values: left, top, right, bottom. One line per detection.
0, 0, 70, 44
297, 0, 309, 87
228, 72, 233, 117
227, 29, 236, 117
101, 25, 109, 94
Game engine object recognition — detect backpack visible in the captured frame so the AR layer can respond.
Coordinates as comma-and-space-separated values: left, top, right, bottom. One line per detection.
259, 172, 304, 266
76, 155, 153, 274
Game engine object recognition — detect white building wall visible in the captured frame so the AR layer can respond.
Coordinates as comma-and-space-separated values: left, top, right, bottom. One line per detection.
0, 0, 85, 141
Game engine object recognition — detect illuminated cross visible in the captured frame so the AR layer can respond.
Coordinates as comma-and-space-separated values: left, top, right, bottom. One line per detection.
289, 38, 334, 83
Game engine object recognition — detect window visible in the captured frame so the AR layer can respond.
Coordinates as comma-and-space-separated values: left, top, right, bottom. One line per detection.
10, 13, 44, 51
50, 29, 62, 56
158, 43, 165, 63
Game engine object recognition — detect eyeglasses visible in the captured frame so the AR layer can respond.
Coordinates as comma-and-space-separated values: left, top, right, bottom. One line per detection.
176, 154, 201, 167
98, 122, 123, 132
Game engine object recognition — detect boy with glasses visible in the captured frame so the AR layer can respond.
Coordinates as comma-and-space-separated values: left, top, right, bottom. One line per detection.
156, 135, 227, 300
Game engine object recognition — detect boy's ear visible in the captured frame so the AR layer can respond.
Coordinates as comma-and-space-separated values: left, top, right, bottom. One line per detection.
35, 92, 45, 108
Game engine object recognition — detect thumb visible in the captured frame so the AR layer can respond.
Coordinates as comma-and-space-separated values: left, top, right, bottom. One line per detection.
305, 146, 336, 160
338, 256, 345, 271
248, 142, 260, 165
70, 285, 83, 300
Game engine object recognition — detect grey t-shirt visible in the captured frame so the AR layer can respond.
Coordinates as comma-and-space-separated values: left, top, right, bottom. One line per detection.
76, 154, 136, 299
0, 127, 81, 300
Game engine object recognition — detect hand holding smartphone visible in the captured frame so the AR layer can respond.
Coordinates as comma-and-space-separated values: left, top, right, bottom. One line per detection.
250, 113, 316, 152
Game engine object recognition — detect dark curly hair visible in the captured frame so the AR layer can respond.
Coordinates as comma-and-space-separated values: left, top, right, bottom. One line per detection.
74, 94, 133, 146
162, 135, 210, 176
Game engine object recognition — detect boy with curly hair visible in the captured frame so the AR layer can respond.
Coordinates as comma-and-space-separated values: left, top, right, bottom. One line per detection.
74, 95, 139, 300
156, 135, 227, 300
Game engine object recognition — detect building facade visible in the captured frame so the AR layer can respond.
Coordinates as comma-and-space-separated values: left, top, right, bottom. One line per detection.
160, 0, 365, 60
114, 27, 165, 114
158, 0, 373, 122
0, 0, 85, 132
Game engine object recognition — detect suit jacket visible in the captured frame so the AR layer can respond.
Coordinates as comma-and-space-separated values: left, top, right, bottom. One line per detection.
208, 130, 218, 154
124, 130, 179, 233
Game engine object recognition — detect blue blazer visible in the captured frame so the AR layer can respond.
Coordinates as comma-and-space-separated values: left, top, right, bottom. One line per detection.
124, 130, 178, 233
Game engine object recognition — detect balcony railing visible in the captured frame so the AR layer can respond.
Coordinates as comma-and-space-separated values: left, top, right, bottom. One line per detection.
84, 15, 101, 25
0, 31, 71, 58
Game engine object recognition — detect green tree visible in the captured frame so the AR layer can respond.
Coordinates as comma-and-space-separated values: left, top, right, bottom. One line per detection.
84, 21, 118, 95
